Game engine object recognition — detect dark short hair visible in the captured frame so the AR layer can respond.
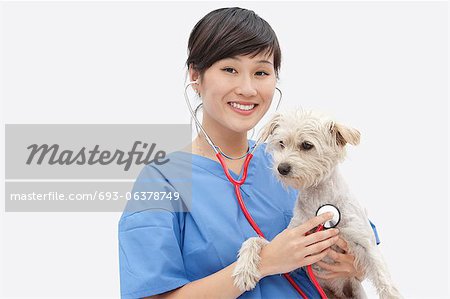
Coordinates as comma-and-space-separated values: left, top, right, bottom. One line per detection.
186, 7, 282, 79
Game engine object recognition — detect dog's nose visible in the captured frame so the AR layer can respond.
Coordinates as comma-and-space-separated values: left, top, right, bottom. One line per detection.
277, 163, 291, 176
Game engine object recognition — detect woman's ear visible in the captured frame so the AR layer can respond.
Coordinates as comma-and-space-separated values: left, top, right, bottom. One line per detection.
188, 64, 201, 95
189, 64, 200, 83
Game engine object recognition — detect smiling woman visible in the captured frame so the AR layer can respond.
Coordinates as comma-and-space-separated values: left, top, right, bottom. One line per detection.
118, 7, 364, 299
185, 7, 280, 161
189, 53, 277, 145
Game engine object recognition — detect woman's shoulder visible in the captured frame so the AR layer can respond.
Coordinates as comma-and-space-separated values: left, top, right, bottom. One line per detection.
121, 151, 192, 219
132, 150, 195, 186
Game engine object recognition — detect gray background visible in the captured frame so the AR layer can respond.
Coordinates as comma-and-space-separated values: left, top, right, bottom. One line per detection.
1, 1, 448, 298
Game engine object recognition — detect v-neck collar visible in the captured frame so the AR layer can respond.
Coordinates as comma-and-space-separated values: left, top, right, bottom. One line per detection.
175, 139, 257, 184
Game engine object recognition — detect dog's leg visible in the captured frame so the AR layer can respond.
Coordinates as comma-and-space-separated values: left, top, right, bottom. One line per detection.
232, 237, 269, 291
347, 235, 402, 299
340, 222, 402, 299
345, 278, 368, 299
363, 245, 403, 299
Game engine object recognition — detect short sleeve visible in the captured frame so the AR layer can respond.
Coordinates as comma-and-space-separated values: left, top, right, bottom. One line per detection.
119, 165, 190, 298
369, 219, 381, 245
119, 210, 189, 298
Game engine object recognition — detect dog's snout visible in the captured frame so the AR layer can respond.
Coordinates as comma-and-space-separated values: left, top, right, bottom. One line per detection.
277, 163, 291, 176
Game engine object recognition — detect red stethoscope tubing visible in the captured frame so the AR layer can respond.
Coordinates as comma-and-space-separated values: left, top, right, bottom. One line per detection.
216, 153, 327, 299
306, 224, 328, 299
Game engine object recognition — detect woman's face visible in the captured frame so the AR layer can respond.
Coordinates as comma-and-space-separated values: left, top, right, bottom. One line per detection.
191, 52, 277, 135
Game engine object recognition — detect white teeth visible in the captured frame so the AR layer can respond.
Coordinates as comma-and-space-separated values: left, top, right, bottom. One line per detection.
229, 102, 256, 111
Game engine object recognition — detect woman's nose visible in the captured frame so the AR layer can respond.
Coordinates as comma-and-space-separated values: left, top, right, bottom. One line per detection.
235, 77, 257, 97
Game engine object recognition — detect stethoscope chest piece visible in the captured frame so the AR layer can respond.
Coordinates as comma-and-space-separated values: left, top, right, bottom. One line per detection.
316, 204, 341, 229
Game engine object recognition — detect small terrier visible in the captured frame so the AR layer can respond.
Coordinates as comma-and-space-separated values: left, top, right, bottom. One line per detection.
232, 109, 402, 299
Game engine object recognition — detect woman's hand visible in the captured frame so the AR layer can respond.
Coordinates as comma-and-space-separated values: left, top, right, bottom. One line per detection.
313, 237, 365, 281
258, 212, 340, 278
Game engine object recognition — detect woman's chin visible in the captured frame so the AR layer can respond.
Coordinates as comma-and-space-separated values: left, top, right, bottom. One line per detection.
229, 115, 264, 132
229, 124, 258, 136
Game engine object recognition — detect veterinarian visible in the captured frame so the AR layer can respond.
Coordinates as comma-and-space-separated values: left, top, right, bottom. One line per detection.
119, 7, 371, 299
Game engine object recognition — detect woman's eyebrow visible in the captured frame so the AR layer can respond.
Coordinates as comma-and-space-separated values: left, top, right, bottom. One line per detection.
257, 60, 273, 65
226, 56, 273, 65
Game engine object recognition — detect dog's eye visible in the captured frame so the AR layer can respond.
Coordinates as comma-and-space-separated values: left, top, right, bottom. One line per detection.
301, 141, 314, 150
279, 140, 285, 148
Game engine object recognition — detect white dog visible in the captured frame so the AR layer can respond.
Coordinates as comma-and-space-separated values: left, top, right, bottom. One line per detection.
232, 109, 402, 299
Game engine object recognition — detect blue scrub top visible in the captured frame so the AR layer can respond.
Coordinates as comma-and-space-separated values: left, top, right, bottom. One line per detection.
119, 140, 378, 299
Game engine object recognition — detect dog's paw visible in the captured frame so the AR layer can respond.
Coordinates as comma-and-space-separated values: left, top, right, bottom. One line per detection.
232, 237, 269, 291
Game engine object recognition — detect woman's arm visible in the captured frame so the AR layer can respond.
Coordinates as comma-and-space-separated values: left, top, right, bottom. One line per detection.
148, 213, 339, 299
147, 261, 243, 299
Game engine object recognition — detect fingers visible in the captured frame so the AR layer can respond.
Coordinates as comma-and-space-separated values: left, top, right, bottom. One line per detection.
294, 212, 334, 235
303, 228, 339, 246
303, 248, 331, 266
313, 261, 351, 280
327, 248, 354, 263
313, 270, 346, 280
335, 237, 349, 252
304, 235, 339, 256
315, 261, 352, 274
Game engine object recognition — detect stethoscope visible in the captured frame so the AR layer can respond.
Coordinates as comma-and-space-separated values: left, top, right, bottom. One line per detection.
305, 204, 341, 298
184, 80, 341, 298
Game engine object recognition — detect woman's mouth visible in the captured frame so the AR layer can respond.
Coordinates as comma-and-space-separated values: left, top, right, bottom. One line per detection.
227, 101, 258, 115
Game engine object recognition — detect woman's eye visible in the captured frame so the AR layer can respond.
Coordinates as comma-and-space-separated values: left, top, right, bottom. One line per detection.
279, 140, 285, 148
222, 67, 236, 74
300, 141, 314, 150
256, 71, 269, 76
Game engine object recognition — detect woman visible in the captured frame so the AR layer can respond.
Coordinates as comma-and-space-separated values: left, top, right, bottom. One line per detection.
119, 7, 365, 299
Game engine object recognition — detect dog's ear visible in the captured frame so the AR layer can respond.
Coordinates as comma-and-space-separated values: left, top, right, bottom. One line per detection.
329, 121, 361, 146
258, 113, 281, 142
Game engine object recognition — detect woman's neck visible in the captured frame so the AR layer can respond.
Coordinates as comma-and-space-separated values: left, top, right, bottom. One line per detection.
192, 116, 249, 160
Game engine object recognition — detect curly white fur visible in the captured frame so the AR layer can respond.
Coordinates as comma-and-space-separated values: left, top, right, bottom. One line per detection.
232, 237, 269, 291
233, 109, 403, 298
